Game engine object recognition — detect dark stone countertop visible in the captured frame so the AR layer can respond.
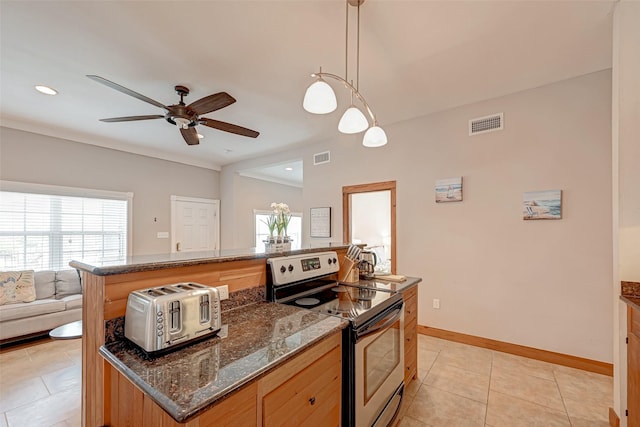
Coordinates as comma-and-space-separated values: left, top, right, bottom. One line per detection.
70, 243, 351, 276
100, 302, 349, 423
621, 281, 640, 311
352, 276, 422, 293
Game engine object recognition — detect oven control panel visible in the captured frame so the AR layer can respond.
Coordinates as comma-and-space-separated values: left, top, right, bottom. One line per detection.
267, 251, 340, 286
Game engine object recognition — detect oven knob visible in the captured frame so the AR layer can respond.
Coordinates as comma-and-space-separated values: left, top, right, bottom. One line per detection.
327, 258, 332, 264
288, 264, 294, 272
280, 266, 286, 273
333, 257, 337, 264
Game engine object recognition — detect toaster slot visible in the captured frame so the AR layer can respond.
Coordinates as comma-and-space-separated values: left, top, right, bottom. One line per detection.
161, 287, 179, 294
145, 289, 165, 297
199, 294, 210, 323
169, 300, 181, 332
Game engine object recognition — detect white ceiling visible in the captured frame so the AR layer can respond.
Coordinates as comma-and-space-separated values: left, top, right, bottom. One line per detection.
1, 0, 614, 177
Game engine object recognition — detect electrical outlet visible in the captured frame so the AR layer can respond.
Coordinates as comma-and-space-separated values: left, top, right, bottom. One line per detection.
217, 285, 229, 301
433, 298, 440, 309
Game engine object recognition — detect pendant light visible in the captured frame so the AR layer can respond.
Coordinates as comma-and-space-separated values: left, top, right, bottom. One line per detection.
302, 70, 337, 114
303, 0, 387, 147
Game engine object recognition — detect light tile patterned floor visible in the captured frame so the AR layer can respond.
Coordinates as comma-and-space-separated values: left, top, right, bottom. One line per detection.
0, 335, 613, 427
398, 335, 613, 427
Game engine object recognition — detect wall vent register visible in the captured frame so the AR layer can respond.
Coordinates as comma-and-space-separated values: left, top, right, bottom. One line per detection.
313, 151, 331, 165
469, 112, 504, 136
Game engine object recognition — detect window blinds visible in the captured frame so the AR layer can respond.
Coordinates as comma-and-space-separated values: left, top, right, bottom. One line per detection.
0, 191, 129, 270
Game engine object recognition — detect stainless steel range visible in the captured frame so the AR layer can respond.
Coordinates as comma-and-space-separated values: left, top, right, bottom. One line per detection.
267, 251, 404, 427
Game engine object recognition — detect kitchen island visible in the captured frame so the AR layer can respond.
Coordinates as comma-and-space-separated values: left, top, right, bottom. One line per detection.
102, 303, 347, 425
71, 244, 350, 427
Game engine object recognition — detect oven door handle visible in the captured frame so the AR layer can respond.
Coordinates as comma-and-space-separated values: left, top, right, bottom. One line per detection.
354, 303, 403, 342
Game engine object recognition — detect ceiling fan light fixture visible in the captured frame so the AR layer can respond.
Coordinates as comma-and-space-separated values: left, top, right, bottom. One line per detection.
35, 85, 58, 95
303, 77, 337, 114
338, 105, 368, 134
363, 125, 387, 148
173, 117, 191, 129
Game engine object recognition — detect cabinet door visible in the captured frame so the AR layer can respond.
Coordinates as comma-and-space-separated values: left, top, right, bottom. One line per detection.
262, 345, 341, 427
403, 286, 418, 383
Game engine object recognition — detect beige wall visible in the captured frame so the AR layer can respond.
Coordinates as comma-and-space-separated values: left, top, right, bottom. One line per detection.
0, 127, 220, 255
224, 70, 613, 362
612, 1, 640, 423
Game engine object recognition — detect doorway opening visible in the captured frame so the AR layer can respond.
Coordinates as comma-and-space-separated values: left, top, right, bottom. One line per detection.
342, 181, 396, 274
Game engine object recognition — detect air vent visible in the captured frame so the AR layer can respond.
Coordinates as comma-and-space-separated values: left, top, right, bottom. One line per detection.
313, 151, 330, 165
469, 113, 503, 136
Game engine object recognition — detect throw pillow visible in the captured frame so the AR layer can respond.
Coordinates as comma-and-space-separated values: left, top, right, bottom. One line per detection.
0, 270, 36, 305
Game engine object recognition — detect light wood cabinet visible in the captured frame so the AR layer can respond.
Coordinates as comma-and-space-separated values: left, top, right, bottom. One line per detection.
103, 331, 342, 426
260, 336, 341, 426
402, 286, 418, 384
629, 305, 640, 427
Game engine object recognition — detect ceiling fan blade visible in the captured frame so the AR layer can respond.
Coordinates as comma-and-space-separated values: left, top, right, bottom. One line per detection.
188, 92, 236, 115
99, 115, 164, 123
200, 118, 259, 138
87, 75, 168, 111
180, 127, 200, 145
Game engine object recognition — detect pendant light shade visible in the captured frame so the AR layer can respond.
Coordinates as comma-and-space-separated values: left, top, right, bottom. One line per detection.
303, 0, 388, 147
303, 78, 337, 114
363, 125, 388, 147
338, 105, 368, 134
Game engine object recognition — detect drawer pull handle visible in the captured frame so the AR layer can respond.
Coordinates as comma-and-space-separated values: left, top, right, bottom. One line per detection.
309, 397, 316, 405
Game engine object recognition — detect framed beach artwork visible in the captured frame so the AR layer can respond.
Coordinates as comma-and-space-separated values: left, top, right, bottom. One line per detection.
435, 177, 463, 203
522, 190, 562, 220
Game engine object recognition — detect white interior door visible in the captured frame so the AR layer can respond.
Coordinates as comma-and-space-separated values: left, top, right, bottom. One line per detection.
171, 196, 220, 253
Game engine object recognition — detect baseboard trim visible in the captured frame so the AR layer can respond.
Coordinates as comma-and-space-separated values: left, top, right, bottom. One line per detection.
417, 325, 613, 376
609, 407, 620, 427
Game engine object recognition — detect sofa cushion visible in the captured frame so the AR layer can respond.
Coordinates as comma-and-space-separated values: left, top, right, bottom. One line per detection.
34, 271, 56, 300
55, 269, 82, 299
61, 294, 82, 310
0, 270, 37, 306
0, 298, 65, 322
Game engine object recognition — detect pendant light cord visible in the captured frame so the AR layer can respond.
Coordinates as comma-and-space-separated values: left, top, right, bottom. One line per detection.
345, 0, 349, 83
356, 0, 360, 92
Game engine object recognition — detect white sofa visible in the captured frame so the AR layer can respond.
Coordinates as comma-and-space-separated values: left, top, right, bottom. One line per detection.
0, 270, 82, 342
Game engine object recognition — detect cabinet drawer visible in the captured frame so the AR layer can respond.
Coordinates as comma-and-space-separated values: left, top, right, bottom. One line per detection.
403, 286, 417, 302
631, 306, 640, 338
263, 345, 341, 426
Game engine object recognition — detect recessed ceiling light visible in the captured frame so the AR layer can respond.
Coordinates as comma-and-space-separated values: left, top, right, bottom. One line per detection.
197, 133, 204, 139
34, 85, 58, 95
285, 167, 293, 171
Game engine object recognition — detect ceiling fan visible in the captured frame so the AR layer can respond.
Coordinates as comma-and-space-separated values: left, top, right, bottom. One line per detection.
87, 75, 259, 146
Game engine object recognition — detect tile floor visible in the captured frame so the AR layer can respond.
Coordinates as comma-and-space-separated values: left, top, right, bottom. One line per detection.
0, 334, 613, 427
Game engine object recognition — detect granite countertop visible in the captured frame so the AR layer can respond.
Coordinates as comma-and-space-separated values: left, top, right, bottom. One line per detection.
621, 281, 640, 311
354, 276, 422, 293
100, 302, 348, 423
71, 243, 350, 276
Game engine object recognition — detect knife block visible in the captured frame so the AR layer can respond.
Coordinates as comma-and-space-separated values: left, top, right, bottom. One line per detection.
339, 258, 358, 283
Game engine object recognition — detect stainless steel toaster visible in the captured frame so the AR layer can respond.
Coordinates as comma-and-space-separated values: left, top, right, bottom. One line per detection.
124, 283, 221, 354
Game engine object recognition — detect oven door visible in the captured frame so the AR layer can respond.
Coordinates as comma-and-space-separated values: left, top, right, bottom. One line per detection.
354, 301, 404, 427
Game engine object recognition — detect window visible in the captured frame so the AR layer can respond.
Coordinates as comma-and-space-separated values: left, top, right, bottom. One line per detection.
254, 210, 302, 251
0, 181, 132, 270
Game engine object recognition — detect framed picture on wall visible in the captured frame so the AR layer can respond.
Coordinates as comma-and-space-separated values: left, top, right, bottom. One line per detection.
435, 177, 463, 203
522, 190, 562, 220
310, 207, 331, 238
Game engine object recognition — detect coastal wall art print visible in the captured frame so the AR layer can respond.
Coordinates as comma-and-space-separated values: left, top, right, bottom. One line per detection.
522, 190, 562, 220
435, 177, 463, 203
